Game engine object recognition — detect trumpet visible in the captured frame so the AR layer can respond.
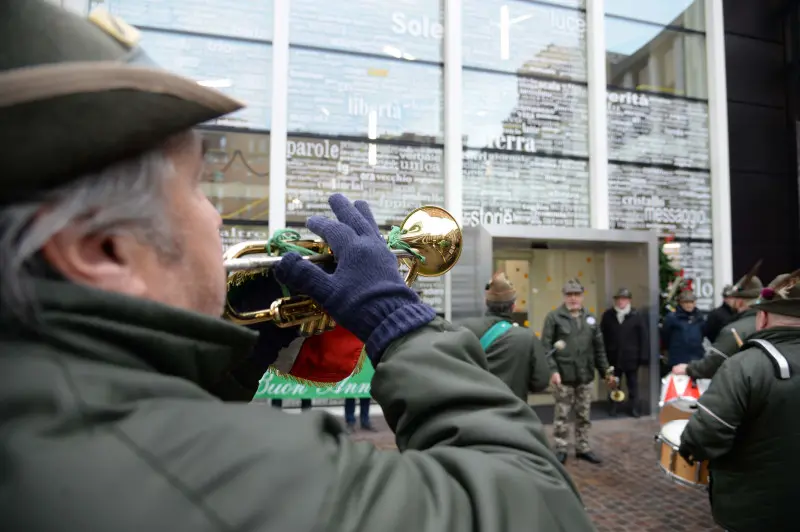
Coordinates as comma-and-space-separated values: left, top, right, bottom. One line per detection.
606, 367, 626, 403
223, 205, 463, 335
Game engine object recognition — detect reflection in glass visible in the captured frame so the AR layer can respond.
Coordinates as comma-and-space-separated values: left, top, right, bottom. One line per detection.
463, 70, 588, 157
608, 164, 711, 239
201, 130, 270, 222
607, 89, 709, 168
605, 0, 705, 32
463, 0, 587, 81
285, 136, 444, 227
290, 0, 444, 62
91, 0, 274, 40
220, 224, 271, 253
605, 18, 707, 99
140, 30, 273, 129
288, 49, 443, 141
463, 150, 590, 228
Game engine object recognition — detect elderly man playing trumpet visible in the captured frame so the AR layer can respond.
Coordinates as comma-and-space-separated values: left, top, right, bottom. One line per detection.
0, 2, 595, 531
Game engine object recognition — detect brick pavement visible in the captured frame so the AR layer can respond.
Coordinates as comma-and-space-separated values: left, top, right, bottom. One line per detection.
351, 414, 721, 532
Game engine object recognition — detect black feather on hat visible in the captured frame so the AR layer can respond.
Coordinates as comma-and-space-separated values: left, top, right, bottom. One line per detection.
728, 259, 764, 300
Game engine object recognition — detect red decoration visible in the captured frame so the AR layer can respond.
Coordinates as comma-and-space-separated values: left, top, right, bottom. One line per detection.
664, 234, 675, 243
679, 269, 685, 278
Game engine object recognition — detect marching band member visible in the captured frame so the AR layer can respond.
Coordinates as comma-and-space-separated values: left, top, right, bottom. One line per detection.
459, 272, 551, 402
679, 272, 800, 532
672, 264, 763, 380
704, 284, 737, 343
542, 279, 613, 465
0, 2, 596, 531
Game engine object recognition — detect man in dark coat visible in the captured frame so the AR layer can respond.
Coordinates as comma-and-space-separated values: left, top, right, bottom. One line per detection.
673, 269, 763, 380
542, 278, 613, 465
600, 287, 648, 417
704, 284, 737, 342
0, 3, 597, 531
661, 288, 706, 369
680, 271, 800, 532
460, 272, 552, 402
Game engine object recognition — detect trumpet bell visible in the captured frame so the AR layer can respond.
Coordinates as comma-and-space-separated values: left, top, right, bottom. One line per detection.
398, 205, 462, 279
610, 389, 626, 403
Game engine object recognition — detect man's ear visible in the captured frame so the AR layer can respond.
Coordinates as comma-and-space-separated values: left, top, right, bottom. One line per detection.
41, 227, 148, 296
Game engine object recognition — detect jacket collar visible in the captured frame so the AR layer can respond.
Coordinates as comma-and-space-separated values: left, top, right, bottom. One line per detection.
749, 326, 800, 344
485, 310, 513, 321
739, 307, 758, 319
4, 279, 258, 393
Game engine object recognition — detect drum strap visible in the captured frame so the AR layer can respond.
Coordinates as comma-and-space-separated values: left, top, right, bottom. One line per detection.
480, 321, 513, 351
746, 339, 791, 380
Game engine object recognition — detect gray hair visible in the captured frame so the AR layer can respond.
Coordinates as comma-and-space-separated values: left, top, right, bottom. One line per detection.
0, 140, 183, 324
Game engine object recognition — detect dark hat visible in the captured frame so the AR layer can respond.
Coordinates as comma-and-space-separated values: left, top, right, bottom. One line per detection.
562, 278, 584, 294
614, 287, 632, 299
752, 269, 800, 318
0, 1, 242, 205
721, 284, 735, 297
485, 272, 517, 303
678, 289, 697, 302
728, 260, 764, 299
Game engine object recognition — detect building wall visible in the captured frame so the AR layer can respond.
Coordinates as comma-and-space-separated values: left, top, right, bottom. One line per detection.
723, 0, 800, 281
72, 0, 728, 311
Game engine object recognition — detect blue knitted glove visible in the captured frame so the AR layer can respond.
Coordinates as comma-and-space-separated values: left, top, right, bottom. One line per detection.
274, 194, 436, 362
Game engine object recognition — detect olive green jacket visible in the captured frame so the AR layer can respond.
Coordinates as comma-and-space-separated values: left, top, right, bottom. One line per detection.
686, 309, 758, 380
459, 312, 552, 401
680, 327, 800, 532
0, 279, 596, 532
542, 305, 610, 385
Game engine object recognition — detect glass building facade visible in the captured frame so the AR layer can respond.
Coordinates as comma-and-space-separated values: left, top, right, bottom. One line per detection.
79, 0, 728, 315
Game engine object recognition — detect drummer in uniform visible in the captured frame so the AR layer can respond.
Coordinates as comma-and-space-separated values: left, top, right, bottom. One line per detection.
679, 271, 800, 532
672, 266, 763, 380
542, 278, 614, 465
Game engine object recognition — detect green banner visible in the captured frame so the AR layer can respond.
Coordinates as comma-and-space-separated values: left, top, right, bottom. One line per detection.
253, 358, 375, 400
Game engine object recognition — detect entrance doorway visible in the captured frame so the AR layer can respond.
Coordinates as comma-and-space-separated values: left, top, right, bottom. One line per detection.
451, 225, 660, 414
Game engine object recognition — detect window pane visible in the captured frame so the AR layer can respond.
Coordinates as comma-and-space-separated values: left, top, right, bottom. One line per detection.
464, 70, 588, 157
140, 30, 272, 130
608, 164, 711, 239
92, 0, 273, 40
220, 224, 271, 253
202, 130, 270, 222
606, 18, 707, 99
605, 0, 705, 32
463, 0, 587, 81
286, 136, 444, 227
663, 240, 714, 309
607, 89, 709, 168
463, 150, 590, 228
290, 0, 444, 62
288, 49, 443, 141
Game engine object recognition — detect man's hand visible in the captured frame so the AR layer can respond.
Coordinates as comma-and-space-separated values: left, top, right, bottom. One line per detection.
672, 363, 688, 375
274, 194, 435, 360
550, 372, 561, 386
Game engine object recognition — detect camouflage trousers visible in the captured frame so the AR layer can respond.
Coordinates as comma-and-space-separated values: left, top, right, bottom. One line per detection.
552, 383, 593, 453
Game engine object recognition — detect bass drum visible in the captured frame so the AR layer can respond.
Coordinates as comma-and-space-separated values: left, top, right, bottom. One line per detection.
654, 419, 709, 490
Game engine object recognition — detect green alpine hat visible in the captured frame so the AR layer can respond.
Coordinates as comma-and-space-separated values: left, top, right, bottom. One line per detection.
728, 259, 764, 299
0, 0, 243, 205
562, 278, 584, 294
752, 269, 800, 318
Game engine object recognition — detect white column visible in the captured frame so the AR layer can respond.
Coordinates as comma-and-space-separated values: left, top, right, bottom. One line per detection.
705, 0, 733, 304
586, 0, 609, 229
61, 0, 89, 15
443, 0, 463, 322
268, 0, 290, 236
